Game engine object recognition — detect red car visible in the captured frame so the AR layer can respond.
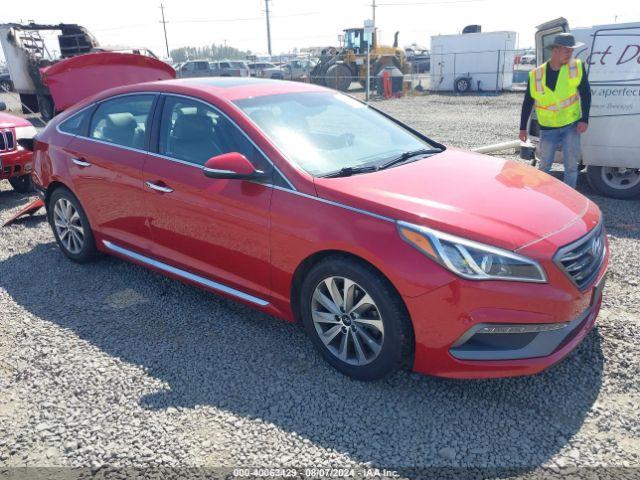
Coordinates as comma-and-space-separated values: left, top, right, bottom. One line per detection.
29, 78, 609, 380
0, 102, 37, 193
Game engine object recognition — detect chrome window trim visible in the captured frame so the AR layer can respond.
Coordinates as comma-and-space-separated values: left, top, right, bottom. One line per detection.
202, 167, 236, 175
159, 93, 297, 190
55, 103, 97, 137
53, 92, 396, 224
102, 240, 270, 307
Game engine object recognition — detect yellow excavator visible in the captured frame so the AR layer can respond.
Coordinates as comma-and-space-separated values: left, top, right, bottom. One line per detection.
310, 28, 410, 91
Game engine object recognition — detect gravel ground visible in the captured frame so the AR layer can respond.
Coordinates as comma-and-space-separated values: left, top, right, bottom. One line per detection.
1, 92, 639, 478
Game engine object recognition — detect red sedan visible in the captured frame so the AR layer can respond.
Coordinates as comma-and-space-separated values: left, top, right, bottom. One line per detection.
30, 78, 609, 380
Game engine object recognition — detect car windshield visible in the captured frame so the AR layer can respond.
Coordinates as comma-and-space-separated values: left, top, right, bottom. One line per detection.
231, 61, 247, 68
234, 92, 437, 176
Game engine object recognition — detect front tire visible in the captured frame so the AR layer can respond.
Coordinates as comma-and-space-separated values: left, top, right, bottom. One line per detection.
48, 187, 97, 263
300, 256, 413, 381
587, 165, 640, 199
8, 174, 33, 193
325, 64, 353, 92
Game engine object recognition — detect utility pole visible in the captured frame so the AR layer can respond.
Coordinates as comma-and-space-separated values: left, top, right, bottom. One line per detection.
372, 0, 376, 26
159, 3, 170, 59
265, 0, 273, 56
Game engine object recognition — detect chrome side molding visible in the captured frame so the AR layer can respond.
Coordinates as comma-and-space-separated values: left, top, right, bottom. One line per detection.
102, 240, 270, 307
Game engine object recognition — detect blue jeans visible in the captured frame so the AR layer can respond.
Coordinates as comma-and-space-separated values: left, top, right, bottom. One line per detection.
538, 123, 581, 188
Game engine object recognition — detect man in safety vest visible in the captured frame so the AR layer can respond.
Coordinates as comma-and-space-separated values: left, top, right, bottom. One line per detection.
519, 33, 591, 188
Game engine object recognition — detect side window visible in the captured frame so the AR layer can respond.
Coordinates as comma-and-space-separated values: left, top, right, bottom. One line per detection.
158, 96, 272, 174
89, 95, 155, 149
58, 108, 91, 135
221, 62, 231, 69
196, 62, 209, 70
185, 62, 195, 71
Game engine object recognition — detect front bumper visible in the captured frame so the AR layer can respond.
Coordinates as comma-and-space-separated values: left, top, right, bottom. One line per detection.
406, 259, 607, 379
0, 149, 33, 180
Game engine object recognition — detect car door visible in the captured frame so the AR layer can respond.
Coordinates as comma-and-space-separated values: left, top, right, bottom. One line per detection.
64, 94, 156, 252
143, 94, 275, 301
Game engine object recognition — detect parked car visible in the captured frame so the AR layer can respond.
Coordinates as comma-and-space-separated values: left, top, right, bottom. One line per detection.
0, 101, 37, 193
209, 60, 250, 77
29, 78, 608, 381
520, 54, 536, 65
175, 60, 212, 78
262, 59, 317, 81
248, 62, 276, 77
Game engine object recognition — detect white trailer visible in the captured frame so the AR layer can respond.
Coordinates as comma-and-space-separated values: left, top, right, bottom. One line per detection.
530, 18, 640, 198
430, 30, 516, 92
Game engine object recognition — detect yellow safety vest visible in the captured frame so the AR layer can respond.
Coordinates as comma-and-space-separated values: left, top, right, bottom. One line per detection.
529, 59, 582, 128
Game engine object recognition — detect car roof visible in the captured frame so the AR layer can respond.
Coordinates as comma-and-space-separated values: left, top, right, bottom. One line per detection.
115, 77, 330, 102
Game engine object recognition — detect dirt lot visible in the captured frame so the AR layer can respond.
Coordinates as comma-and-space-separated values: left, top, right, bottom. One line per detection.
0, 91, 638, 478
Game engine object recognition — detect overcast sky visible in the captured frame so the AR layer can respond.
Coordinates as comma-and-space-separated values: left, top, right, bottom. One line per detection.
2, 0, 637, 60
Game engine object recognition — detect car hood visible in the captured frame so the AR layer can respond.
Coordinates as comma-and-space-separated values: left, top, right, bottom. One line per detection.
0, 112, 32, 128
313, 148, 595, 251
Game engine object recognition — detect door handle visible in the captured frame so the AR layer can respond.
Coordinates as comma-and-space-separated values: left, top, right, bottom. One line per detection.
72, 158, 91, 167
145, 181, 174, 193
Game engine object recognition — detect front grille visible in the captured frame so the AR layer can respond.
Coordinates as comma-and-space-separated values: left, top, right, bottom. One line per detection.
0, 130, 15, 152
555, 223, 606, 291
5, 130, 14, 150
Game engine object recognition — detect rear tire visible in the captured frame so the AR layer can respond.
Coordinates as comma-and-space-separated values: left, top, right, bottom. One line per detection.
587, 165, 640, 199
47, 187, 98, 263
8, 174, 33, 194
299, 256, 413, 381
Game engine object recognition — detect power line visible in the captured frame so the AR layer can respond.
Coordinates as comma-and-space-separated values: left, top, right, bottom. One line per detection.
92, 12, 318, 31
376, 0, 487, 5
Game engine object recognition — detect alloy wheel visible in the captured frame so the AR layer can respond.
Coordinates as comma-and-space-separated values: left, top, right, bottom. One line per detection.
311, 276, 385, 366
53, 198, 85, 254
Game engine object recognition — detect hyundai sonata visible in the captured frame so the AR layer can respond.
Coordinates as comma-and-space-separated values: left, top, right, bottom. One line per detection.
30, 78, 608, 380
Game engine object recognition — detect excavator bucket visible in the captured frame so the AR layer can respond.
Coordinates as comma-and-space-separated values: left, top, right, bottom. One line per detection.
2, 199, 45, 227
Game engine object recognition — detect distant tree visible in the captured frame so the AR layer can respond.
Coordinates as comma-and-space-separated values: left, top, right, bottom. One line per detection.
170, 43, 252, 63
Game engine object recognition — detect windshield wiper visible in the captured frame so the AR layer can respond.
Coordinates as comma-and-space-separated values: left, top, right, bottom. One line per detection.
377, 148, 443, 170
321, 165, 379, 178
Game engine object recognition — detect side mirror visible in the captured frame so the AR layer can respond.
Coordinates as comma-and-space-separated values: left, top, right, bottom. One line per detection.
0, 101, 6, 111
18, 137, 35, 151
203, 152, 266, 180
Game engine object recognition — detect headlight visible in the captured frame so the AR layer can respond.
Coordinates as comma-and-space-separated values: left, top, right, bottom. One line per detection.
397, 221, 547, 282
14, 125, 37, 139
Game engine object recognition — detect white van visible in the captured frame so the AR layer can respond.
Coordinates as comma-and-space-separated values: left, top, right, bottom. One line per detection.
529, 18, 640, 199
